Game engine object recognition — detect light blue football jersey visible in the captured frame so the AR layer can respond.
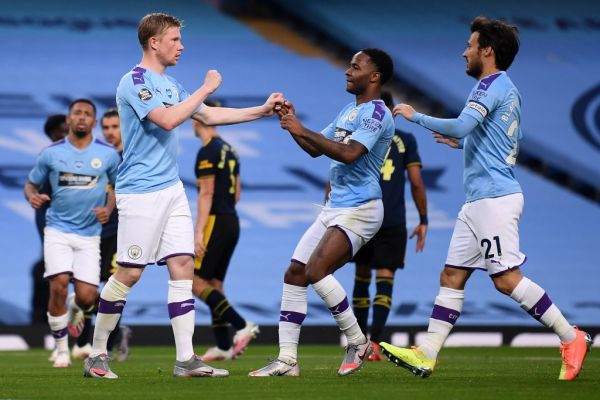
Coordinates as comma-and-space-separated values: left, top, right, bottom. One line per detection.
460, 71, 523, 201
28, 137, 120, 236
321, 100, 394, 208
115, 66, 191, 194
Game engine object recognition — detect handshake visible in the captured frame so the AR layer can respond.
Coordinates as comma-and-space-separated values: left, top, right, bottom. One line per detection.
263, 93, 302, 135
274, 99, 294, 119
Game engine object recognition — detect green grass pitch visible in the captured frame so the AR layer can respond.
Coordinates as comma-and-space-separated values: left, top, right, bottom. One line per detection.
0, 345, 598, 399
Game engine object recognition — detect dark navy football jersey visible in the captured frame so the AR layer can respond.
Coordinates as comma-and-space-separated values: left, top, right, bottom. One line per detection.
195, 136, 239, 215
380, 130, 421, 228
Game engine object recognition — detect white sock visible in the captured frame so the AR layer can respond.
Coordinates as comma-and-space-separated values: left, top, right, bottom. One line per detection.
510, 277, 575, 343
48, 312, 69, 353
91, 276, 131, 357
313, 275, 365, 346
168, 280, 196, 362
278, 283, 308, 363
420, 287, 464, 360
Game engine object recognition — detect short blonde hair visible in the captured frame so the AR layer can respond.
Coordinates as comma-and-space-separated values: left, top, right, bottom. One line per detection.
138, 13, 183, 50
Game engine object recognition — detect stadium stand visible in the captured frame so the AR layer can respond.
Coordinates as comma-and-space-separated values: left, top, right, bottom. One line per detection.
0, 0, 598, 336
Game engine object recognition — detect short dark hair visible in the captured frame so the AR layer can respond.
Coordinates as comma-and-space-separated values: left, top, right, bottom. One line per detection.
470, 16, 520, 71
68, 98, 97, 116
380, 90, 395, 110
138, 13, 183, 50
43, 114, 66, 139
361, 48, 394, 85
101, 107, 119, 121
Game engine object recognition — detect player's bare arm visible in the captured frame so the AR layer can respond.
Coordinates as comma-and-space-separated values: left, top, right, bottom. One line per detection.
281, 113, 367, 164
192, 93, 284, 126
24, 181, 50, 209
407, 165, 428, 252
195, 176, 215, 259
92, 187, 116, 224
235, 175, 241, 204
393, 103, 416, 121
147, 69, 222, 131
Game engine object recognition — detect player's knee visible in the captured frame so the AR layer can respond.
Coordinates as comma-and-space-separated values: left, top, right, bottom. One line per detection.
304, 264, 327, 284
493, 279, 513, 295
492, 270, 521, 296
113, 266, 142, 286
284, 262, 308, 286
439, 266, 469, 290
355, 263, 371, 278
192, 277, 210, 296
76, 291, 98, 309
49, 284, 68, 300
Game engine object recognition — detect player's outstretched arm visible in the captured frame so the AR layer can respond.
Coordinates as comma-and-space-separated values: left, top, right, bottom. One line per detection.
281, 113, 366, 163
395, 103, 479, 139
24, 181, 50, 209
192, 93, 284, 126
148, 70, 222, 131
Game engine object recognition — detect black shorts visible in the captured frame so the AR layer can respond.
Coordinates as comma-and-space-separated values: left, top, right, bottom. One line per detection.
100, 234, 118, 282
194, 214, 240, 281
352, 225, 407, 270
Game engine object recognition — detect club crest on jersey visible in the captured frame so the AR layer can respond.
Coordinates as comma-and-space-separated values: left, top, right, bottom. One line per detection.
90, 158, 102, 169
138, 88, 153, 101
128, 245, 142, 260
348, 109, 358, 122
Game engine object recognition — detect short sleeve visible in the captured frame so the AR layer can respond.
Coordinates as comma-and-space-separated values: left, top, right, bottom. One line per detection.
350, 102, 388, 151
462, 77, 501, 123
403, 133, 422, 167
118, 76, 164, 121
321, 122, 336, 140
28, 150, 50, 185
195, 145, 219, 180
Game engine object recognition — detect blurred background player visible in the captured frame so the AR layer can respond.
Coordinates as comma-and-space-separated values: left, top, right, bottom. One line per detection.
25, 99, 120, 368
250, 48, 394, 377
351, 90, 428, 361
32, 114, 68, 325
72, 108, 132, 361
192, 99, 259, 362
380, 16, 592, 381
84, 12, 283, 379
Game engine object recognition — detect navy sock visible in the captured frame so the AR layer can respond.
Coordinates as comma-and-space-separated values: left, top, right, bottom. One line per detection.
352, 275, 371, 336
200, 288, 246, 331
371, 277, 394, 342
212, 314, 231, 350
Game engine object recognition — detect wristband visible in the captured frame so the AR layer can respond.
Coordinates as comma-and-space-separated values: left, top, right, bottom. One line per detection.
419, 214, 428, 225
